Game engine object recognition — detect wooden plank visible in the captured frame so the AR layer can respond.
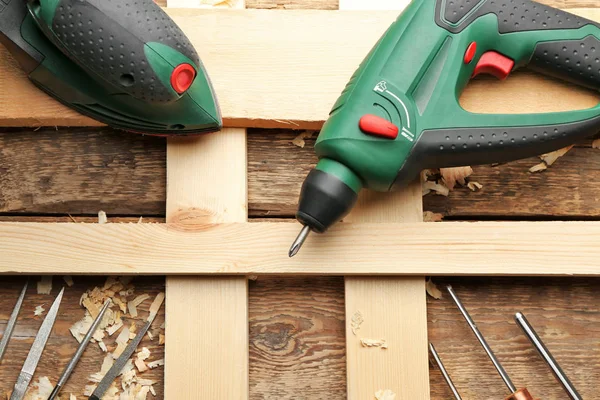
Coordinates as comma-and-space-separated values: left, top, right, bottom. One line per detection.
4, 221, 600, 275
1, 9, 600, 129
0, 277, 166, 398
246, 0, 338, 9
428, 277, 600, 399
339, 0, 428, 398
249, 277, 347, 399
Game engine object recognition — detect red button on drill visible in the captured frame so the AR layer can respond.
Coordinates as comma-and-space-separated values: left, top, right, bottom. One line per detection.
359, 114, 399, 139
171, 63, 197, 94
472, 51, 515, 80
464, 42, 477, 64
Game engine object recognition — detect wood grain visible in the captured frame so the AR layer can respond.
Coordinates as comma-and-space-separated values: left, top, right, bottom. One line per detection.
428, 277, 600, 400
0, 276, 165, 399
248, 277, 346, 399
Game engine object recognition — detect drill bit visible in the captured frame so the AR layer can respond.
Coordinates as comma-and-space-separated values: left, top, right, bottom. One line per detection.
289, 225, 311, 257
0, 282, 28, 364
515, 312, 582, 400
90, 293, 164, 400
11, 288, 64, 400
429, 343, 462, 400
446, 285, 517, 393
48, 300, 112, 400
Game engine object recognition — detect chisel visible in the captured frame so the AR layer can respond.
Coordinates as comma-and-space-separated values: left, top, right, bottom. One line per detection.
430, 343, 462, 400
0, 283, 28, 364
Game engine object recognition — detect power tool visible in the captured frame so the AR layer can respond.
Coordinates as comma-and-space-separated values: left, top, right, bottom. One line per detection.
0, 0, 221, 135
290, 0, 600, 256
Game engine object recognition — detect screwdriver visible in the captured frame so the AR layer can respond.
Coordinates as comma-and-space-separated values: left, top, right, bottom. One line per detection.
515, 312, 582, 400
429, 343, 462, 400
447, 286, 536, 400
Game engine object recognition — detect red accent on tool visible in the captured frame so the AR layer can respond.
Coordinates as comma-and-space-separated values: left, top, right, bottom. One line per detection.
359, 114, 399, 139
472, 51, 515, 80
170, 63, 196, 94
464, 42, 477, 64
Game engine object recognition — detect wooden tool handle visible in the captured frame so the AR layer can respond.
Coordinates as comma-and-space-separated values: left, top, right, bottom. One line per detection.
505, 388, 536, 400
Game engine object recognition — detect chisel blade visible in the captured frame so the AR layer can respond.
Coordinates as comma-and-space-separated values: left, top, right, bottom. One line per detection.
10, 287, 64, 400
0, 282, 28, 364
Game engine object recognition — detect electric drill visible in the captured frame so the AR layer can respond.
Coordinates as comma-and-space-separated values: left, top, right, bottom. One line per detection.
290, 0, 600, 256
0, 0, 220, 135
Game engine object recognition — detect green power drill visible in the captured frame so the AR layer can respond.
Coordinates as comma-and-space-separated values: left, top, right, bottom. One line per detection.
290, 0, 600, 256
0, 0, 220, 135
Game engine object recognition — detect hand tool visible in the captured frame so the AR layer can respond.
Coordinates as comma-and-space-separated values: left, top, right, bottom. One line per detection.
429, 343, 462, 400
48, 300, 111, 400
447, 286, 535, 400
515, 312, 582, 400
0, 282, 28, 364
0, 0, 221, 135
290, 0, 600, 256
89, 293, 165, 400
10, 287, 64, 400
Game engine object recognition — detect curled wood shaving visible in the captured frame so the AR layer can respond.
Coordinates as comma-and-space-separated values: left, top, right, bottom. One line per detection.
98, 211, 108, 224
147, 331, 154, 341
531, 145, 574, 173
360, 339, 388, 349
106, 320, 124, 336
128, 294, 150, 318
34, 305, 45, 316
440, 166, 473, 190
422, 181, 449, 197
291, 131, 313, 148
529, 162, 548, 173
426, 279, 442, 300
375, 389, 397, 400
350, 311, 364, 336
148, 293, 165, 322
467, 181, 483, 192
37, 276, 52, 295
63, 276, 74, 287
423, 211, 443, 222
159, 334, 165, 346
147, 359, 164, 369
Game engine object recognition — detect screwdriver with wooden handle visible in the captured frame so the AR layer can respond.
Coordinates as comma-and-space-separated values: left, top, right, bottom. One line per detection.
447, 286, 536, 400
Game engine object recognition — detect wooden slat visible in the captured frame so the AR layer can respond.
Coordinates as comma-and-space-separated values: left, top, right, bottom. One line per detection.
4, 221, 600, 275
1, 9, 600, 129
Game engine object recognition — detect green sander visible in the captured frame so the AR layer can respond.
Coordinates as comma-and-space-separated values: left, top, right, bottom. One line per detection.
290, 0, 600, 256
0, 0, 220, 135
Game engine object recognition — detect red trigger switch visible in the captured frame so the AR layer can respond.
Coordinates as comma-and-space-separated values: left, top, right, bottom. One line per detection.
171, 63, 197, 94
359, 114, 398, 139
473, 51, 515, 80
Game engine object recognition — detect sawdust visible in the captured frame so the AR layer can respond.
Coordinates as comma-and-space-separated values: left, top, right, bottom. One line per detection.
23, 376, 53, 400
360, 339, 388, 349
422, 167, 482, 195
423, 211, 443, 222
375, 389, 396, 400
530, 146, 574, 173
37, 276, 52, 295
350, 311, 364, 336
291, 131, 313, 148
426, 278, 443, 300
98, 211, 108, 224
34, 305, 45, 316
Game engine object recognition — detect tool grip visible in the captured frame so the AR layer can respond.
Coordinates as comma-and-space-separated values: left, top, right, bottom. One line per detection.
28, 0, 200, 103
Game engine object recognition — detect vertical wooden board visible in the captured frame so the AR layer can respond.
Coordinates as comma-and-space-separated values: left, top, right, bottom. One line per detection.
340, 1, 430, 399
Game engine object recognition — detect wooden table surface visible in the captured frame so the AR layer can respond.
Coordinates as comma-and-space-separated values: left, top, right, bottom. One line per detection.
1, 0, 598, 398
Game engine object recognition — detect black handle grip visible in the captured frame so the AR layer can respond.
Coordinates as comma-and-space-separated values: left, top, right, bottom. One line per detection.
31, 0, 200, 103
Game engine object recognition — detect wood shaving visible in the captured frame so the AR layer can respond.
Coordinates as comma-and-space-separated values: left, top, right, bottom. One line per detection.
147, 331, 154, 341
63, 276, 74, 287
149, 386, 156, 396
148, 293, 165, 321
593, 138, 600, 149
70, 314, 94, 343
423, 211, 443, 222
147, 359, 164, 369
107, 320, 124, 336
70, 395, 77, 400
291, 131, 313, 148
440, 166, 473, 190
98, 340, 108, 353
531, 145, 574, 173
135, 347, 151, 372
350, 311, 364, 336
34, 305, 45, 316
529, 162, 548, 173
375, 389, 396, 400
89, 354, 114, 383
426, 278, 442, 300
98, 211, 108, 224
360, 339, 388, 349
159, 334, 165, 346
37, 276, 52, 295
422, 181, 449, 197
467, 181, 483, 192
128, 294, 150, 318
129, 322, 138, 339
83, 385, 97, 397
135, 359, 148, 373
113, 325, 132, 359
23, 376, 53, 400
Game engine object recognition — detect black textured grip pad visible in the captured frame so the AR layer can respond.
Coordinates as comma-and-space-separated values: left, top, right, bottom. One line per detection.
530, 36, 600, 90
437, 0, 595, 34
392, 115, 600, 189
48, 0, 199, 103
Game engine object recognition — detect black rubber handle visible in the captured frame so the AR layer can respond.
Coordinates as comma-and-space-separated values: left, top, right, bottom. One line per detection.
31, 0, 200, 103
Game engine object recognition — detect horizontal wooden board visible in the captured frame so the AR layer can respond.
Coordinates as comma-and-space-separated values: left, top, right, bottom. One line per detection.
1, 221, 600, 275
1, 9, 600, 129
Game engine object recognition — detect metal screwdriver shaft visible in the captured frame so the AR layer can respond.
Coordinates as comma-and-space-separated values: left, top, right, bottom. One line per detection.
0, 282, 28, 364
48, 300, 112, 400
515, 312, 582, 400
447, 285, 517, 393
429, 343, 462, 400
289, 225, 311, 257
